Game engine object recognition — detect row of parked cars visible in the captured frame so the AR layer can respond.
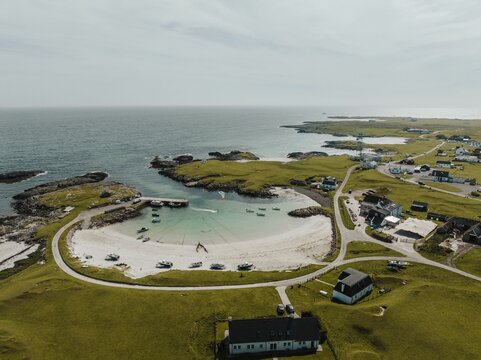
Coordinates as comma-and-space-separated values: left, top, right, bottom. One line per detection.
277, 303, 295, 315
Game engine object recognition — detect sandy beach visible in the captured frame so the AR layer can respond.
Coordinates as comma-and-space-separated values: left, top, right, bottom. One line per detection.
69, 189, 333, 278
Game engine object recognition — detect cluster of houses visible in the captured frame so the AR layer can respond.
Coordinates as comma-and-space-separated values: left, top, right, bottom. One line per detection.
437, 217, 481, 245
361, 194, 403, 228
430, 169, 476, 185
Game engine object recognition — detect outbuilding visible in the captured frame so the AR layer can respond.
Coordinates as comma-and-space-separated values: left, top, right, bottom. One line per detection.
411, 201, 428, 212
332, 268, 373, 305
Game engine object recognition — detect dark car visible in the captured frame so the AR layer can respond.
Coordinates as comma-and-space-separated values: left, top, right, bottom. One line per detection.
276, 304, 285, 315
286, 304, 295, 314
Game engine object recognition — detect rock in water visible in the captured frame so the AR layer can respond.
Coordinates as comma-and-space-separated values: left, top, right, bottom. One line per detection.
0, 170, 44, 184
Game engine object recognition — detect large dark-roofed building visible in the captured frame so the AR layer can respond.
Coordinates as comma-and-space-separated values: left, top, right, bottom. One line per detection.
227, 317, 320, 356
332, 268, 373, 304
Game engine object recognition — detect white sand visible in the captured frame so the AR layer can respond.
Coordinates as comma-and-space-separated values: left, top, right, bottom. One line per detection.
0, 242, 39, 271
70, 189, 333, 278
0, 241, 30, 263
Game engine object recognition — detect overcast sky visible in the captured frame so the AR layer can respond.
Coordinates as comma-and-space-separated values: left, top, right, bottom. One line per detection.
2, 0, 481, 107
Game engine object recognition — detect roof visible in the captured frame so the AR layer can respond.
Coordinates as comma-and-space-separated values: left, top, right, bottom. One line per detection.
228, 317, 319, 344
385, 216, 400, 224
436, 160, 452, 164
395, 218, 437, 238
362, 195, 393, 207
334, 268, 373, 297
412, 201, 428, 207
432, 170, 449, 177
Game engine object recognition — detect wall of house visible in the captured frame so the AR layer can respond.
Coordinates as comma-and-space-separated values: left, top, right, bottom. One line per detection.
229, 339, 318, 355
332, 284, 373, 305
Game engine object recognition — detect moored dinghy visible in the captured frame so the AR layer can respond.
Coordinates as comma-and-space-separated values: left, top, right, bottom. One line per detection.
189, 261, 203, 268
156, 260, 173, 268
210, 263, 225, 270
237, 262, 254, 270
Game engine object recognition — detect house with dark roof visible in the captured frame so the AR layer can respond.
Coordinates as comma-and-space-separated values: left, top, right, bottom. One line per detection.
332, 268, 373, 305
411, 201, 428, 212
462, 223, 481, 245
321, 176, 338, 191
431, 170, 450, 182
436, 160, 454, 168
360, 195, 402, 221
227, 317, 320, 356
366, 208, 390, 227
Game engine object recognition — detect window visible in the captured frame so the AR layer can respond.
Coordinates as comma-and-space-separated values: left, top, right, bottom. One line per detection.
260, 344, 263, 348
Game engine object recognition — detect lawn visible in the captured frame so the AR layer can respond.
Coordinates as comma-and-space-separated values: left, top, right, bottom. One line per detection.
174, 156, 353, 193
454, 247, 481, 278
338, 196, 355, 230
345, 241, 403, 260
287, 260, 481, 360
346, 169, 481, 220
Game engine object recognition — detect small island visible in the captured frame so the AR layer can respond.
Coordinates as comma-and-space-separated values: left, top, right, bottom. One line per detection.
0, 170, 44, 184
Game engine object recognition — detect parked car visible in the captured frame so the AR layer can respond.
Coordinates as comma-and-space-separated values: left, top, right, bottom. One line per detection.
276, 304, 285, 315
286, 304, 295, 314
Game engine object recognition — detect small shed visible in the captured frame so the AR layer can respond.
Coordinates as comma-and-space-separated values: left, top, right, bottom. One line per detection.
384, 216, 400, 227
411, 201, 428, 212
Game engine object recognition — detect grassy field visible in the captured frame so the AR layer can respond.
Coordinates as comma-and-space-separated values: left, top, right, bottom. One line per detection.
175, 156, 353, 193
346, 169, 481, 220
424, 181, 463, 193
287, 260, 481, 359
454, 247, 481, 278
345, 241, 403, 259
338, 196, 355, 230
0, 261, 282, 360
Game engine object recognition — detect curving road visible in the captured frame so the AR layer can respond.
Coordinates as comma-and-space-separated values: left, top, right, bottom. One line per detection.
50, 167, 481, 292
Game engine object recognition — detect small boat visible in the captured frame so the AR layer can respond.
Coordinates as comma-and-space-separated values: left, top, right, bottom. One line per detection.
218, 191, 226, 199
137, 227, 149, 233
237, 262, 254, 271
142, 237, 150, 242
151, 200, 164, 207
256, 212, 266, 217
152, 208, 159, 212
152, 213, 160, 217
210, 263, 225, 270
258, 207, 267, 211
168, 202, 182, 208
189, 261, 203, 268
105, 253, 120, 261
272, 207, 281, 211
156, 260, 173, 268
246, 209, 255, 213
152, 218, 160, 223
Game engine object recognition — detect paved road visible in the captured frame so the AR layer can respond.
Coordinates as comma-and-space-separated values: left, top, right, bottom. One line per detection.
50, 165, 481, 292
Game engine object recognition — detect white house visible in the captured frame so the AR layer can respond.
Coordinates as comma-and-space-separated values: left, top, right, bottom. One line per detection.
332, 268, 373, 305
227, 317, 320, 356
321, 176, 338, 190
455, 146, 469, 156
436, 160, 454, 168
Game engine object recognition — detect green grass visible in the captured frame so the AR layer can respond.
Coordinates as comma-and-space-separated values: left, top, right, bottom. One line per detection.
338, 196, 355, 230
287, 260, 481, 360
424, 181, 463, 193
345, 241, 403, 260
455, 248, 481, 278
175, 156, 353, 193
0, 262, 281, 360
346, 169, 481, 220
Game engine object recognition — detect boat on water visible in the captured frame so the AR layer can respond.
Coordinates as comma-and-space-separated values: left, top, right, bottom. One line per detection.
246, 209, 255, 213
210, 263, 225, 270
256, 212, 266, 217
218, 191, 226, 199
168, 202, 182, 208
156, 260, 173, 268
152, 208, 159, 212
152, 218, 161, 223
151, 200, 164, 207
142, 237, 150, 242
152, 213, 160, 217
237, 262, 254, 271
272, 207, 281, 211
258, 207, 267, 211
105, 253, 120, 261
189, 261, 203, 268
137, 227, 149, 233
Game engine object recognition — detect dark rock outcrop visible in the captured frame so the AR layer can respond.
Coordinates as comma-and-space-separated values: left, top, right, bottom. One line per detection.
0, 170, 44, 184
288, 206, 326, 218
289, 179, 307, 187
287, 151, 328, 160
89, 207, 143, 228
12, 172, 108, 200
208, 150, 259, 161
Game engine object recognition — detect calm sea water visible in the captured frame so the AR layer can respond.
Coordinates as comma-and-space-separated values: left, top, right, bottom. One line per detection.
1, 106, 480, 243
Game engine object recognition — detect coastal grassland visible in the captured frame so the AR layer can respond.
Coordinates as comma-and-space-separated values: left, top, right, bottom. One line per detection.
0, 261, 281, 360
424, 181, 463, 193
59, 225, 324, 286
368, 138, 441, 161
345, 241, 403, 259
346, 169, 481, 220
174, 156, 353, 192
285, 117, 481, 138
38, 182, 137, 209
416, 233, 452, 263
287, 261, 481, 360
338, 196, 355, 230
454, 248, 481, 278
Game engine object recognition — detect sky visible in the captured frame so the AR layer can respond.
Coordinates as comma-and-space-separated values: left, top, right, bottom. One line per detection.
1, 0, 481, 107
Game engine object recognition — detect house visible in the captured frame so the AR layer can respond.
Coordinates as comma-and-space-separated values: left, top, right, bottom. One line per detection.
454, 155, 480, 163
361, 160, 378, 169
431, 170, 450, 182
437, 217, 479, 235
360, 195, 402, 218
455, 146, 469, 156
436, 149, 447, 156
332, 268, 373, 305
411, 201, 428, 212
420, 164, 431, 172
227, 317, 320, 356
405, 128, 431, 134
366, 208, 390, 227
436, 160, 454, 168
321, 176, 337, 191
463, 224, 481, 245
427, 212, 448, 222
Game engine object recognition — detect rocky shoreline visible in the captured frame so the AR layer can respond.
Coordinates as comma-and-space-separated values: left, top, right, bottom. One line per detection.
287, 151, 328, 160
0, 170, 44, 184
